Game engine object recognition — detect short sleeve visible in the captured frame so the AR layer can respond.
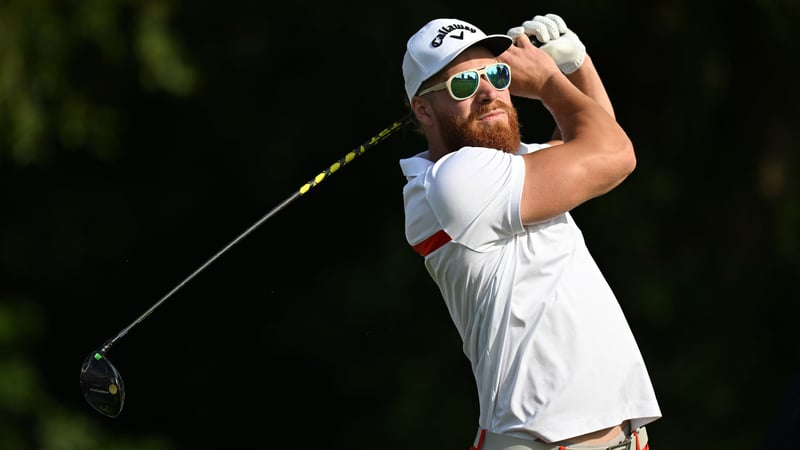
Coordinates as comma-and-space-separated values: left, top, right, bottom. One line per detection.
424, 146, 526, 251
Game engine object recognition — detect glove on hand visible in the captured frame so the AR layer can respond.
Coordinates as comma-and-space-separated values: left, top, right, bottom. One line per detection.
507, 14, 586, 74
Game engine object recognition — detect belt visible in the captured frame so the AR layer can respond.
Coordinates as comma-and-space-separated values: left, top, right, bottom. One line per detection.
473, 427, 648, 450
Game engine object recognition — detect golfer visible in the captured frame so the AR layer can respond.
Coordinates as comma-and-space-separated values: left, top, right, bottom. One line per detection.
399, 15, 662, 449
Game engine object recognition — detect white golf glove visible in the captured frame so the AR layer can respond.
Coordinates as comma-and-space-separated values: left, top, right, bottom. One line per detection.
507, 14, 586, 74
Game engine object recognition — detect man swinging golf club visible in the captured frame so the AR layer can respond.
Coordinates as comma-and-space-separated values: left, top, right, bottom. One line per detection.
399, 14, 662, 450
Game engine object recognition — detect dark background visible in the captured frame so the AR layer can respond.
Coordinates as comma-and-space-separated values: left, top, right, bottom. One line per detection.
1, 1, 798, 449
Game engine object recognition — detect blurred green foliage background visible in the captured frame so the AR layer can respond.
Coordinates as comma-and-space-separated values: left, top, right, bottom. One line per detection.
1, 0, 798, 449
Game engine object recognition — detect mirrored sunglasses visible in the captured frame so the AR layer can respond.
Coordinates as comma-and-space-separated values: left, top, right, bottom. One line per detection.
417, 63, 511, 101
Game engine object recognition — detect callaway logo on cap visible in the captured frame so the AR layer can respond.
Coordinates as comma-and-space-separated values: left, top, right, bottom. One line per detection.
402, 18, 513, 102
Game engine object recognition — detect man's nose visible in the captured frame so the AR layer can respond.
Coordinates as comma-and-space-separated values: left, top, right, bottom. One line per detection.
474, 76, 498, 101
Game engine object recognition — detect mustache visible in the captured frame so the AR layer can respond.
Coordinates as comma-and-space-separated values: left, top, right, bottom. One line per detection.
470, 100, 514, 120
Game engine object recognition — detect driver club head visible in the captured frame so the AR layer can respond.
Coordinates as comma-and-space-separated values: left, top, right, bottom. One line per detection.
80, 350, 125, 418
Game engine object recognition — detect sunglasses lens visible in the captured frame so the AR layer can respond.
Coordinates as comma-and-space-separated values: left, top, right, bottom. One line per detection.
449, 71, 480, 100
487, 64, 511, 90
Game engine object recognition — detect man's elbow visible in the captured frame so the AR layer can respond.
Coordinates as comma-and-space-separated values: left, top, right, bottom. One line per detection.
607, 138, 636, 188
622, 140, 637, 176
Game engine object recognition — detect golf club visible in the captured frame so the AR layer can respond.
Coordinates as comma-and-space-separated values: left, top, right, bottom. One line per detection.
80, 114, 414, 418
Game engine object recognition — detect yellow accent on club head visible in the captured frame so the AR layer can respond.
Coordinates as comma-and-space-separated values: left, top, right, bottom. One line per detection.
108, 384, 118, 395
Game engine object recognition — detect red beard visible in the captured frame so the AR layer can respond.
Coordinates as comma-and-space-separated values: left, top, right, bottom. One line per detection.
439, 101, 522, 154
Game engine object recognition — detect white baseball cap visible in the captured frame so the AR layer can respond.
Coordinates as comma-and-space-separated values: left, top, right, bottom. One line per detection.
402, 18, 513, 103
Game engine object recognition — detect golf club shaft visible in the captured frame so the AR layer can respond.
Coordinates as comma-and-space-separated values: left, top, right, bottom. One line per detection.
99, 114, 414, 354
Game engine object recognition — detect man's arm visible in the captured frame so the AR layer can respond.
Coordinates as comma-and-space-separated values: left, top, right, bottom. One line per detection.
499, 35, 635, 225
550, 54, 615, 142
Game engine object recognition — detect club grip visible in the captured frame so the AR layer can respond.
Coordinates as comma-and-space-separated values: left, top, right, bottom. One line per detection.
528, 35, 544, 47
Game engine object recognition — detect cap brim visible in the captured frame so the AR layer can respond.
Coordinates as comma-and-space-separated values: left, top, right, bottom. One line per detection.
473, 34, 514, 56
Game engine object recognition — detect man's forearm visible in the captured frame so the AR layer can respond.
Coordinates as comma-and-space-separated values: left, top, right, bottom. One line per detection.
551, 54, 615, 140
565, 54, 614, 117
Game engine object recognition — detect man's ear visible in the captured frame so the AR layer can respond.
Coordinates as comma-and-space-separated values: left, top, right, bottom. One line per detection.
411, 97, 435, 126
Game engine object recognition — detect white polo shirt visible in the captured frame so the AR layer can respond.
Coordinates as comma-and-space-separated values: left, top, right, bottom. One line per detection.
399, 143, 661, 442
